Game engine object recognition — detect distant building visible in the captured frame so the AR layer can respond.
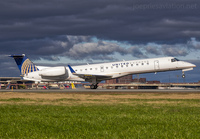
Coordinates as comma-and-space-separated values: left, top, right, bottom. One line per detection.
132, 78, 139, 82
139, 78, 146, 83
0, 77, 21, 82
105, 76, 162, 84
105, 75, 133, 84
146, 80, 161, 84
105, 78, 117, 84
132, 78, 146, 83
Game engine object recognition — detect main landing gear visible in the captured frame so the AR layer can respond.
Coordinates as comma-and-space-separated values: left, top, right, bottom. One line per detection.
90, 83, 98, 89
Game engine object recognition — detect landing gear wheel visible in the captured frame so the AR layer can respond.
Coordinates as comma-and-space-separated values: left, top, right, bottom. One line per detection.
90, 84, 98, 89
90, 85, 94, 89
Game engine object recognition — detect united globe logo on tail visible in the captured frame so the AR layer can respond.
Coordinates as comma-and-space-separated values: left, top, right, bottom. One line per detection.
10, 54, 39, 75
21, 59, 39, 75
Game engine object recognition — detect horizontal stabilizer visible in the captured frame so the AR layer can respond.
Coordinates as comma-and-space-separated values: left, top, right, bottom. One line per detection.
9, 54, 26, 58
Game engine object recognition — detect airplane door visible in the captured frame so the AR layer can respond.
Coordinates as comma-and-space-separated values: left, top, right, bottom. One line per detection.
154, 60, 160, 70
100, 66, 104, 72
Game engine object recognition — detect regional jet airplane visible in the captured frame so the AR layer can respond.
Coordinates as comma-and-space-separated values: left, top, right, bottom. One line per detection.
10, 54, 196, 89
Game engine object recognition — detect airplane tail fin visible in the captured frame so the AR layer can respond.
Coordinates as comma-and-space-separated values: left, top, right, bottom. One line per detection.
10, 54, 39, 75
6, 82, 11, 90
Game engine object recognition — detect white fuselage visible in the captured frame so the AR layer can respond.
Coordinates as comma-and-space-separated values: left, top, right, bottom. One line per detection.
23, 57, 195, 82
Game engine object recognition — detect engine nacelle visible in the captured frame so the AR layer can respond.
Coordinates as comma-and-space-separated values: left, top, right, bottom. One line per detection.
39, 66, 69, 80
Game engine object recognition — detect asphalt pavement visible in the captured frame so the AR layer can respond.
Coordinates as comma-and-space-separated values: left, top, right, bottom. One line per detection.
1, 88, 200, 94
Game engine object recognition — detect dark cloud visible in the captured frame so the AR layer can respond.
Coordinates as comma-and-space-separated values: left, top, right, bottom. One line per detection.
0, 35, 92, 60
0, 0, 199, 42
161, 45, 188, 56
128, 46, 147, 58
145, 45, 161, 55
187, 37, 200, 49
0, 55, 20, 77
67, 41, 127, 60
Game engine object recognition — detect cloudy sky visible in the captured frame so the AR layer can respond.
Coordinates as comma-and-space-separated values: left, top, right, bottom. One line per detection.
0, 0, 200, 82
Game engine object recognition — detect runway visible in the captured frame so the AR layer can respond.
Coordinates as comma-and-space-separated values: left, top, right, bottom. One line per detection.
1, 89, 200, 94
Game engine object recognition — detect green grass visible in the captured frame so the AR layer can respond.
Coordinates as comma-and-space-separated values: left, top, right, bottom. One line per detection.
0, 100, 200, 138
0, 98, 33, 102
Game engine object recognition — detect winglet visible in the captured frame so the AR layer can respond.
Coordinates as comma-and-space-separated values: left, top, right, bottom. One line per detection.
9, 54, 25, 58
68, 65, 76, 74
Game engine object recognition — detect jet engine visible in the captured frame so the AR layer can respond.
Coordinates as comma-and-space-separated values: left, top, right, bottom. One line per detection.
39, 66, 69, 80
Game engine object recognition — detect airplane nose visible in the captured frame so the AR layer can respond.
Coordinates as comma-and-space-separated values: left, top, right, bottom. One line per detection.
187, 62, 196, 68
191, 63, 196, 67
179, 61, 196, 68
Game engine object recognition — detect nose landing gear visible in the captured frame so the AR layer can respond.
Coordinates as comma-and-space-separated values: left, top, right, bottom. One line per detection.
182, 71, 185, 78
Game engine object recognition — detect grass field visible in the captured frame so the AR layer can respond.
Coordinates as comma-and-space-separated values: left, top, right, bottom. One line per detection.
0, 92, 200, 138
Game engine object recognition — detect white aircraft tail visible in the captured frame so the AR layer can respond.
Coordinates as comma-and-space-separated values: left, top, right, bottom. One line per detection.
10, 54, 39, 75
6, 83, 11, 90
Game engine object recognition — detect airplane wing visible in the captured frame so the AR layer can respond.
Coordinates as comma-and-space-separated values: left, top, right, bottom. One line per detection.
68, 65, 112, 82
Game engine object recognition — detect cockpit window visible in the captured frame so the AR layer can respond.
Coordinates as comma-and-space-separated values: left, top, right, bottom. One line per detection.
171, 58, 179, 62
